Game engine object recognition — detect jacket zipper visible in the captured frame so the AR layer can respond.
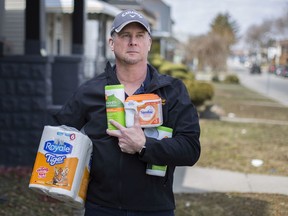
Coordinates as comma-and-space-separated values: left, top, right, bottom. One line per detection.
118, 152, 123, 209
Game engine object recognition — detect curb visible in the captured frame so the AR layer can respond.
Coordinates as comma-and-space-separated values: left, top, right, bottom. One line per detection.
173, 167, 288, 196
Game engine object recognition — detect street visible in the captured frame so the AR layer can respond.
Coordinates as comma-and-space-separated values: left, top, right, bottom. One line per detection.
229, 63, 288, 107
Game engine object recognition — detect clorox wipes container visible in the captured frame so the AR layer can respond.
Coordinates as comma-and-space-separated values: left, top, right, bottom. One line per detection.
105, 84, 125, 130
29, 125, 92, 209
124, 94, 163, 128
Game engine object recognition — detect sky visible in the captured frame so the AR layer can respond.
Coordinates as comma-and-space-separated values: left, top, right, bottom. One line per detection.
163, 0, 288, 40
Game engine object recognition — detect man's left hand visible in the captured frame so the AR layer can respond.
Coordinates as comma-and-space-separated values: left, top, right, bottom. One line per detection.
106, 113, 146, 154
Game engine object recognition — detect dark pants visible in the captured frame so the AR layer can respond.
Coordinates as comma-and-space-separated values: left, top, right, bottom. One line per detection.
84, 202, 175, 216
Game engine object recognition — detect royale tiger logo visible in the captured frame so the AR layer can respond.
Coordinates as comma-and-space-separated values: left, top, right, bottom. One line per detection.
44, 140, 73, 166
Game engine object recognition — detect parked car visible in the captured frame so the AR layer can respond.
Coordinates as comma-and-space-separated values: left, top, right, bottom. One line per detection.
250, 64, 261, 74
275, 65, 288, 77
268, 64, 276, 74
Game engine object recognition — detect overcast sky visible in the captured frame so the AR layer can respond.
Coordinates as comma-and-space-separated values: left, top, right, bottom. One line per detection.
163, 0, 288, 38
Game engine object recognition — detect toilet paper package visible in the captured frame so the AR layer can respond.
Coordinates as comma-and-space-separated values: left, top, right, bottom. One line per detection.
29, 125, 92, 209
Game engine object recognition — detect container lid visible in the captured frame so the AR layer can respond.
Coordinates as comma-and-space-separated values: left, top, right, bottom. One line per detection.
157, 126, 173, 133
105, 84, 124, 90
125, 94, 160, 102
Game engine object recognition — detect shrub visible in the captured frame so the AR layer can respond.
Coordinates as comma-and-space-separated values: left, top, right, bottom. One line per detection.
149, 54, 164, 70
223, 74, 239, 84
184, 80, 214, 106
149, 55, 214, 107
159, 62, 189, 75
171, 70, 195, 81
212, 74, 220, 82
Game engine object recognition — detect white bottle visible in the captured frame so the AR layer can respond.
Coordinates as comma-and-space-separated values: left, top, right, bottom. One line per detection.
144, 126, 173, 177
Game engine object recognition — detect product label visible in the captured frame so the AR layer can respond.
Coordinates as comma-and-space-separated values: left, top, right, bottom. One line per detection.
30, 152, 78, 190
105, 85, 125, 130
44, 140, 73, 154
137, 101, 160, 125
78, 166, 89, 199
151, 165, 167, 171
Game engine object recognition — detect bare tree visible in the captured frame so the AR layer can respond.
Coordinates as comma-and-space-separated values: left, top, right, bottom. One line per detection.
245, 19, 274, 50
184, 13, 238, 72
245, 8, 288, 52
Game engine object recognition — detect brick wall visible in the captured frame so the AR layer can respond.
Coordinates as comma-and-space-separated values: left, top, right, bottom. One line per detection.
0, 56, 53, 166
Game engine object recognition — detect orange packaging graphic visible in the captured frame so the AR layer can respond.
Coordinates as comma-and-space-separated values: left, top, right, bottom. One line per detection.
29, 125, 92, 209
124, 94, 163, 128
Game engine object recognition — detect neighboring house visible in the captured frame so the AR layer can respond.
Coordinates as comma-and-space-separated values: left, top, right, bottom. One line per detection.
1, 0, 176, 70
45, 0, 121, 77
105, 0, 157, 27
143, 0, 176, 61
0, 0, 121, 166
278, 40, 288, 65
267, 40, 288, 66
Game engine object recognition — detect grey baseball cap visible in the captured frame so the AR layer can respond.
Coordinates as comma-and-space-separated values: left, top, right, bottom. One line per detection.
110, 9, 151, 36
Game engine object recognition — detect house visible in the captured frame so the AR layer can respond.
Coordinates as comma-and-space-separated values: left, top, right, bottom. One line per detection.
1, 0, 176, 73
2, 0, 121, 78
0, 0, 122, 166
0, 0, 176, 167
278, 40, 288, 66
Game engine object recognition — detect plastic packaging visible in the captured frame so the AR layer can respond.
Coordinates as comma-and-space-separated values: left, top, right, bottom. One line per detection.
29, 125, 92, 209
125, 94, 163, 128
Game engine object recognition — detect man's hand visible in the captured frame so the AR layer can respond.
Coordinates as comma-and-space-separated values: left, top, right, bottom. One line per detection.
106, 113, 146, 154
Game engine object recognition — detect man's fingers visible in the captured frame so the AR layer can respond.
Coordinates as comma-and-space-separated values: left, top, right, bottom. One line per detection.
110, 119, 126, 130
106, 120, 125, 137
106, 128, 122, 137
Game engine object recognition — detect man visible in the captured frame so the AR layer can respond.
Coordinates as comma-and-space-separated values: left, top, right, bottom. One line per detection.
54, 9, 200, 216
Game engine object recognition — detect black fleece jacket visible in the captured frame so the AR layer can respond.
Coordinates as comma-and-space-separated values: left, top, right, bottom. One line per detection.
54, 62, 201, 211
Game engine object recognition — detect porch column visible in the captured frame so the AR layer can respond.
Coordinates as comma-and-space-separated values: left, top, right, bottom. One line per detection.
72, 0, 86, 54
96, 13, 108, 72
0, 0, 5, 56
24, 0, 46, 55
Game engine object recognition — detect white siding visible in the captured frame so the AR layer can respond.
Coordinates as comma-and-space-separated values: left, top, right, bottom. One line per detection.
46, 13, 53, 55
62, 14, 71, 55
84, 20, 99, 78
46, 13, 72, 56
4, 0, 25, 55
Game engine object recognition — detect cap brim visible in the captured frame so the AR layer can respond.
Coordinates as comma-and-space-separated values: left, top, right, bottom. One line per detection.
114, 20, 150, 34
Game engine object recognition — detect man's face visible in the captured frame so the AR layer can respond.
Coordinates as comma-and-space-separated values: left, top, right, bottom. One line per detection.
109, 23, 152, 65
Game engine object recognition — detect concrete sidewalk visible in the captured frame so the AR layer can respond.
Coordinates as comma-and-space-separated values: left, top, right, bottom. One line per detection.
173, 166, 288, 195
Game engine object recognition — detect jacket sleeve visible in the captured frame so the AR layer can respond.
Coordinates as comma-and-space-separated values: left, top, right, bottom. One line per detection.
53, 89, 87, 131
142, 79, 201, 166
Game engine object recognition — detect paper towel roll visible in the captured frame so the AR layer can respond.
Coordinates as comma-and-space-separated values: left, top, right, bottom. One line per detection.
64, 196, 84, 209
29, 184, 50, 195
29, 125, 92, 209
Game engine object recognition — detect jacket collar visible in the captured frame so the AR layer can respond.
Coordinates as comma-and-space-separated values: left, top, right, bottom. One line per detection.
104, 61, 170, 92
